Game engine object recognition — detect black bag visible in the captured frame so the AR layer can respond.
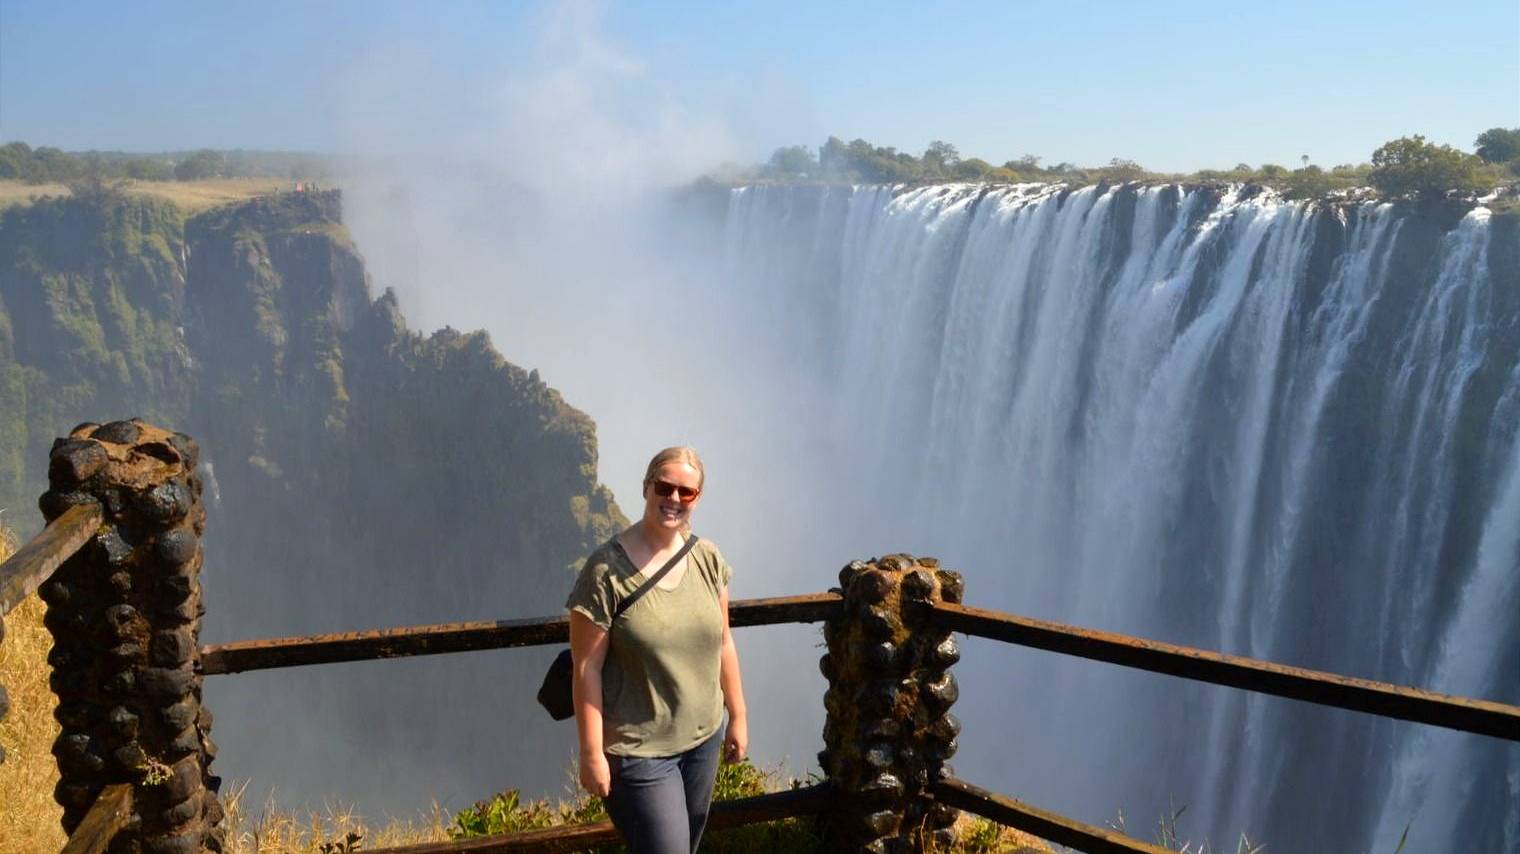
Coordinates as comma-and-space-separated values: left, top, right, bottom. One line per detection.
538, 533, 698, 721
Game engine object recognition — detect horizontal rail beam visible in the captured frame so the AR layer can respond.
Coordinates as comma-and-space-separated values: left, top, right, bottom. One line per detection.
201, 593, 841, 676
1, 502, 101, 615
60, 783, 134, 854
935, 777, 1168, 854
932, 602, 1520, 742
366, 783, 832, 853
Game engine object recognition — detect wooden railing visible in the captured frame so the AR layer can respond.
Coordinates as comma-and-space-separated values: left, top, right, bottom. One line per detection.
191, 592, 1519, 853
56, 784, 133, 854
199, 592, 841, 675
0, 501, 100, 616
930, 601, 1520, 740
8, 425, 1518, 853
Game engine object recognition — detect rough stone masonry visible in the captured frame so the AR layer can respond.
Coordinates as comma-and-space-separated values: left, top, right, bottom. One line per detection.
40, 419, 223, 854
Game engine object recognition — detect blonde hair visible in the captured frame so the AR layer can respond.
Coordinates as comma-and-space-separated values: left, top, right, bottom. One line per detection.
643, 446, 705, 491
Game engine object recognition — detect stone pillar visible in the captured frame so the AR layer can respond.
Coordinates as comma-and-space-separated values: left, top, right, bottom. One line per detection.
820, 554, 964, 853
39, 419, 223, 853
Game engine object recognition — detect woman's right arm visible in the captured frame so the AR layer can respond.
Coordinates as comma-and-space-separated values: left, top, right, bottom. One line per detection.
570, 610, 612, 797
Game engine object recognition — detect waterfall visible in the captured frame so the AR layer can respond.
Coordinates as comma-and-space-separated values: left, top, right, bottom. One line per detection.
717, 183, 1519, 851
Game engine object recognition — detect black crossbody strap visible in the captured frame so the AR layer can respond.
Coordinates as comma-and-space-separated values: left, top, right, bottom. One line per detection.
613, 533, 697, 621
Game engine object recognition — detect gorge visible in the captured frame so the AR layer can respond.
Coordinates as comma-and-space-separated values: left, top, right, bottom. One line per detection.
2, 180, 1515, 853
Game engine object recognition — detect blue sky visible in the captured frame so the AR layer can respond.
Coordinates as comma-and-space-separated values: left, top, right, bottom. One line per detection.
1, 0, 1516, 173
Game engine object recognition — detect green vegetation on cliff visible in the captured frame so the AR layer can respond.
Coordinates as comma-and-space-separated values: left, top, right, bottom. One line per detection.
734, 127, 1520, 204
0, 142, 333, 185
0, 193, 191, 516
0, 189, 622, 575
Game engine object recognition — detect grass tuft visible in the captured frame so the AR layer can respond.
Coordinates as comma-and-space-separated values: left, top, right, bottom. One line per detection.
219, 781, 451, 853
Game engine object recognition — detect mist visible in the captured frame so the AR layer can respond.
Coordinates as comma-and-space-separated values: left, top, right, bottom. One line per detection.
200, 0, 892, 816
189, 4, 1518, 852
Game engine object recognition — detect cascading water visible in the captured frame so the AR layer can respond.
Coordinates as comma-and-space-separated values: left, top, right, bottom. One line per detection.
717, 182, 1519, 852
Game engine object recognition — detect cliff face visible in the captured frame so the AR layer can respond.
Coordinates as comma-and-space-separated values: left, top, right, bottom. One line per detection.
176, 192, 623, 628
0, 195, 192, 513
0, 190, 625, 808
2, 192, 620, 577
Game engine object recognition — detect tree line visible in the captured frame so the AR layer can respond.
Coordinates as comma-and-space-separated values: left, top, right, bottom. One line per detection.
740, 128, 1520, 203
0, 143, 333, 184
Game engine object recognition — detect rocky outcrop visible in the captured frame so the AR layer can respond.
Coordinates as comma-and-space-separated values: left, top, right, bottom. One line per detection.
0, 190, 621, 586
0, 190, 625, 811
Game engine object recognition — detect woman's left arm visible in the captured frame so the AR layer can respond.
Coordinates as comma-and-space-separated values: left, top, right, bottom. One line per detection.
718, 586, 748, 763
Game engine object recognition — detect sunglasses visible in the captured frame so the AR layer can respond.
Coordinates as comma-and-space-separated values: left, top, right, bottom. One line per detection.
650, 480, 701, 503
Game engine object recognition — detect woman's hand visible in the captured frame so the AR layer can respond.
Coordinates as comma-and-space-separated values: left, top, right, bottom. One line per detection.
724, 715, 748, 763
579, 751, 611, 798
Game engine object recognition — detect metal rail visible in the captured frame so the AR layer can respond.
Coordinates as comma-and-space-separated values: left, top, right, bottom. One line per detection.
200, 592, 841, 675
59, 784, 133, 854
935, 777, 1168, 854
365, 783, 832, 854
932, 601, 1520, 741
0, 502, 101, 616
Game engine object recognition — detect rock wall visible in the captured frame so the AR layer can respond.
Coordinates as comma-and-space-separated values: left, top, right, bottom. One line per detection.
0, 190, 625, 810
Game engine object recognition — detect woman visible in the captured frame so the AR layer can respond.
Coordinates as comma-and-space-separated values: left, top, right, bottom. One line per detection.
565, 446, 748, 854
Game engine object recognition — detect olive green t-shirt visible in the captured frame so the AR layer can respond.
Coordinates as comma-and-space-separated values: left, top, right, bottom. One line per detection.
566, 535, 733, 757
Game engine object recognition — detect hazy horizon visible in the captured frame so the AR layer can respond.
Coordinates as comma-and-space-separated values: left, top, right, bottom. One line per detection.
2, 0, 1516, 174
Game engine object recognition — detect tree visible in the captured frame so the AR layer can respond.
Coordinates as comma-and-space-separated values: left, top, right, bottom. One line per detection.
0, 141, 34, 179
123, 158, 173, 181
65, 155, 129, 208
174, 149, 224, 181
1368, 135, 1495, 201
1102, 158, 1145, 182
1259, 163, 1288, 178
31, 146, 80, 183
951, 158, 993, 180
1005, 154, 1042, 174
820, 136, 849, 177
766, 145, 819, 177
1283, 165, 1333, 200
922, 140, 960, 174
1474, 127, 1520, 164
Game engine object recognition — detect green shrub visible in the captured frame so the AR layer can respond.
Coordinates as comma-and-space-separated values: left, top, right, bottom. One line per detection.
1474, 127, 1520, 164
1368, 135, 1496, 201
448, 760, 826, 853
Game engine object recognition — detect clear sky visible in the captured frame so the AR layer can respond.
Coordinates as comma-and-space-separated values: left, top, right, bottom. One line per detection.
1, 0, 1516, 173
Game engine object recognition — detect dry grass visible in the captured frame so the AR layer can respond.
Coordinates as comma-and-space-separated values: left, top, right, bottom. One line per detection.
0, 181, 70, 210
0, 178, 297, 213
945, 812, 1055, 853
120, 178, 292, 212
220, 782, 450, 853
1, 525, 68, 854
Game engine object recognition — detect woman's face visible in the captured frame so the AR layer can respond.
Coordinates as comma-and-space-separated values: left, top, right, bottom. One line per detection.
642, 461, 703, 531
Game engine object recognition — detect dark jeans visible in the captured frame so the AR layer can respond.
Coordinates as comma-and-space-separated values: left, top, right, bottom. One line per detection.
604, 729, 724, 854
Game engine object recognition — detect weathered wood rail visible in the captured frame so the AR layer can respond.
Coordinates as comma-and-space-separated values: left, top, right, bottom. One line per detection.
8, 420, 1518, 853
187, 579, 1519, 852
199, 592, 842, 675
934, 777, 1171, 854
0, 501, 101, 615
931, 602, 1520, 741
57, 784, 134, 854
